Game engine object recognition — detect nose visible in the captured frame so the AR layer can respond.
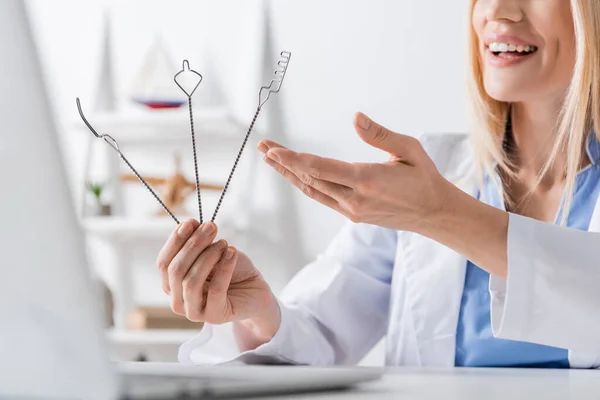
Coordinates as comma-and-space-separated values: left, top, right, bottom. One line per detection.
483, 0, 523, 23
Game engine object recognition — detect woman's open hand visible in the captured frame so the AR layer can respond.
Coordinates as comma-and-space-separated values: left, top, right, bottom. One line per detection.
258, 112, 455, 232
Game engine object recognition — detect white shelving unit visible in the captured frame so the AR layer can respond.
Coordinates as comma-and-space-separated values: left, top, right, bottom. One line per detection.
83, 217, 174, 240
71, 105, 256, 361
79, 107, 241, 145
107, 329, 202, 362
107, 328, 199, 346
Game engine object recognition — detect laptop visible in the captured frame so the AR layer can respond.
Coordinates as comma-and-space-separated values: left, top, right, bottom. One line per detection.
0, 1, 382, 398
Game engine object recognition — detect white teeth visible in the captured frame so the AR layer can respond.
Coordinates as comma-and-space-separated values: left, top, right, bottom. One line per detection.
488, 42, 537, 53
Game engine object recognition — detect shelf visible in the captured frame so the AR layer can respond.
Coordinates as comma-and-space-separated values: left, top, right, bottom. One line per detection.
82, 216, 243, 242
83, 217, 176, 241
70, 106, 245, 145
107, 328, 199, 346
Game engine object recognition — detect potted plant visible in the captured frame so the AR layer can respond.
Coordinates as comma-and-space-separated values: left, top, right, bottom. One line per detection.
86, 181, 112, 216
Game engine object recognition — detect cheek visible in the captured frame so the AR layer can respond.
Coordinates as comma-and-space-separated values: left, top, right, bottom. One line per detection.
553, 20, 576, 88
552, 40, 575, 87
471, 4, 485, 39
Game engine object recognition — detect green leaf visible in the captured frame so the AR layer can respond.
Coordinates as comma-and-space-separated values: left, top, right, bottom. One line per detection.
86, 181, 104, 200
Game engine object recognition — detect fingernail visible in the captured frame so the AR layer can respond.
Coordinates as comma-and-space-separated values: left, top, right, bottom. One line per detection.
217, 239, 228, 250
257, 142, 268, 154
224, 247, 235, 260
267, 149, 280, 163
201, 222, 216, 235
178, 222, 192, 237
356, 113, 372, 131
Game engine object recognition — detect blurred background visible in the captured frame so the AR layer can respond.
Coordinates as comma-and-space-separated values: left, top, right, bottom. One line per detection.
25, 0, 469, 364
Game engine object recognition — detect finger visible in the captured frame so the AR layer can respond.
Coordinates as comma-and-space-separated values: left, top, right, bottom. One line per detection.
264, 155, 342, 211
168, 222, 218, 315
266, 147, 357, 187
257, 139, 286, 154
205, 246, 237, 323
157, 218, 200, 295
264, 154, 353, 201
182, 239, 228, 322
354, 112, 421, 163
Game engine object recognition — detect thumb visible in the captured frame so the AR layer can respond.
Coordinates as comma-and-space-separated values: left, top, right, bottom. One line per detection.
354, 112, 418, 160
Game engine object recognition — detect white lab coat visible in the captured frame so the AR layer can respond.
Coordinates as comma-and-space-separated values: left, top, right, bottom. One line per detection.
179, 133, 600, 368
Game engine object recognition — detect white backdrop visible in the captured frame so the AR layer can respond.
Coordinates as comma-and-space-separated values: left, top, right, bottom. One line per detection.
27, 0, 470, 262
26, 0, 471, 364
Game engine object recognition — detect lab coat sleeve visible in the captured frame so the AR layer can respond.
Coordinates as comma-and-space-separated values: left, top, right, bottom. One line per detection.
490, 213, 600, 354
179, 222, 397, 366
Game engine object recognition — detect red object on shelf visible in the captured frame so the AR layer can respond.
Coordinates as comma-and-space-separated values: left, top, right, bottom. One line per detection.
132, 98, 185, 109
129, 36, 186, 110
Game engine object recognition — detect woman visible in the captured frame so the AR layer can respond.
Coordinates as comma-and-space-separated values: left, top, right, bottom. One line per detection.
158, 0, 600, 368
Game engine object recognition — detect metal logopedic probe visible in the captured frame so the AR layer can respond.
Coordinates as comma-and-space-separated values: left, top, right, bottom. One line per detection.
174, 60, 204, 224
75, 50, 291, 227
210, 50, 292, 222
76, 98, 180, 224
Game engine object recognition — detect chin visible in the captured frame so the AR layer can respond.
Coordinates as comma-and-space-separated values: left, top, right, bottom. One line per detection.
483, 80, 525, 103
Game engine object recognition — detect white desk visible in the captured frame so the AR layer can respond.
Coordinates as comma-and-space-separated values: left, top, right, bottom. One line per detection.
268, 367, 600, 400
123, 363, 600, 400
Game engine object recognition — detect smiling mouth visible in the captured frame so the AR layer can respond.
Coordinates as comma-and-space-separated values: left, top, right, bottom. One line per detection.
487, 42, 538, 58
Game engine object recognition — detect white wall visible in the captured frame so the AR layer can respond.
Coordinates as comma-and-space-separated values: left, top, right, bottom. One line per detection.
266, 0, 471, 256
26, 0, 470, 364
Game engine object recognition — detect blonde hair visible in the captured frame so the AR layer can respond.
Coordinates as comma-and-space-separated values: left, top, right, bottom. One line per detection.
467, 0, 600, 224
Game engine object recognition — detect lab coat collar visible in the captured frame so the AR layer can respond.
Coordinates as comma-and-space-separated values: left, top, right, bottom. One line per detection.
585, 130, 600, 166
